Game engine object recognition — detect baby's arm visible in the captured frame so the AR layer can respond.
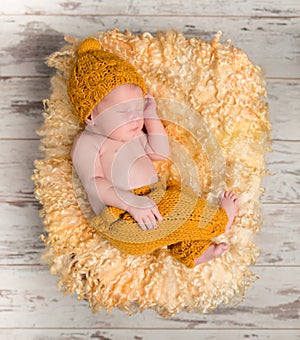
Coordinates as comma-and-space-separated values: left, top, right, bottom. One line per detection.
96, 177, 162, 230
143, 94, 170, 160
95, 160, 162, 230
72, 123, 163, 230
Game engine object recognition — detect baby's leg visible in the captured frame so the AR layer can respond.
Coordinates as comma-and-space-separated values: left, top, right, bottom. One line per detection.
194, 191, 238, 266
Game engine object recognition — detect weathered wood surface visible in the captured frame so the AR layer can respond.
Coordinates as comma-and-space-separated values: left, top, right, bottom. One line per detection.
1, 77, 299, 140
0, 0, 299, 338
0, 140, 299, 203
0, 266, 299, 328
0, 202, 299, 266
1, 0, 299, 16
2, 329, 300, 340
1, 16, 299, 78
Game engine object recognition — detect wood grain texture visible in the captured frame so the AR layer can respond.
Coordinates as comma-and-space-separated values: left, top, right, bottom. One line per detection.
1, 0, 299, 16
0, 77, 48, 139
0, 266, 299, 328
0, 203, 43, 265
1, 78, 299, 141
258, 204, 300, 265
263, 141, 300, 203
267, 80, 300, 141
1, 329, 300, 340
0, 140, 40, 202
0, 140, 298, 203
0, 0, 299, 338
0, 202, 299, 266
1, 16, 299, 78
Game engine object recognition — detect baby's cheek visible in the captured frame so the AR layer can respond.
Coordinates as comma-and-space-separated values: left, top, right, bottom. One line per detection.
108, 118, 131, 136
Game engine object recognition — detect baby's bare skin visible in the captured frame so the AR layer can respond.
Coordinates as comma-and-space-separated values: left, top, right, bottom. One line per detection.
99, 133, 158, 190
194, 191, 238, 265
87, 84, 169, 230
73, 84, 239, 265
97, 133, 163, 230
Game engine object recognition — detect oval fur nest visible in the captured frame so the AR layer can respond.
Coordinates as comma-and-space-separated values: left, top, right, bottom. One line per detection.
32, 29, 271, 317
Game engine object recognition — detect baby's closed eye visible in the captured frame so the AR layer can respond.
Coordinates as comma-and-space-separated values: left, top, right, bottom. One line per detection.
117, 111, 143, 120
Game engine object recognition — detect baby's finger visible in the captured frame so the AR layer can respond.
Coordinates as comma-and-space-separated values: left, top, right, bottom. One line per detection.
149, 219, 158, 229
145, 93, 154, 100
144, 216, 157, 230
144, 94, 156, 110
148, 222, 157, 230
152, 207, 163, 222
137, 220, 148, 231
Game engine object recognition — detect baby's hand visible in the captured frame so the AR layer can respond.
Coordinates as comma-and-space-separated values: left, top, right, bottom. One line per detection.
143, 93, 158, 120
126, 196, 162, 231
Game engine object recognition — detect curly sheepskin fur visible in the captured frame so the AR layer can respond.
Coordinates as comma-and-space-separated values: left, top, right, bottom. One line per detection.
32, 29, 271, 317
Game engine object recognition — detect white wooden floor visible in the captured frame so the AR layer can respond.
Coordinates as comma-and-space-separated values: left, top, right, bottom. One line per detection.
0, 1, 299, 339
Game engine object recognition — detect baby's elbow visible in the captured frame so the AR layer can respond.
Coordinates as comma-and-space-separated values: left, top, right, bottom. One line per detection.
162, 143, 170, 159
150, 146, 170, 161
149, 154, 168, 161
147, 138, 170, 161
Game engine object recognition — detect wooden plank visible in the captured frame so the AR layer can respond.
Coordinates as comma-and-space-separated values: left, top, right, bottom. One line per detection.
0, 202, 298, 266
0, 0, 129, 16
0, 203, 43, 265
1, 78, 299, 141
0, 329, 299, 340
0, 140, 41, 203
257, 204, 300, 265
0, 140, 298, 203
0, 77, 48, 139
263, 141, 300, 203
130, 0, 300, 17
267, 79, 300, 141
1, 16, 299, 78
0, 266, 298, 328
0, 1, 298, 338
1, 0, 299, 16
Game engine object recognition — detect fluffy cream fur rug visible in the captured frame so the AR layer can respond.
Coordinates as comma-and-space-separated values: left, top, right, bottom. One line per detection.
32, 29, 271, 317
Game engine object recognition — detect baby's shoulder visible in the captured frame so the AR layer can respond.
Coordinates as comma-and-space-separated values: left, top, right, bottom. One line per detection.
71, 131, 106, 160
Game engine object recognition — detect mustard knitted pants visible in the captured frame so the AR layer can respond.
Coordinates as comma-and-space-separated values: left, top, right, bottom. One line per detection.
91, 180, 228, 268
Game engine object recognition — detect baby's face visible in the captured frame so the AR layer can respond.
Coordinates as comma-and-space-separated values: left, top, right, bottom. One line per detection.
89, 84, 145, 141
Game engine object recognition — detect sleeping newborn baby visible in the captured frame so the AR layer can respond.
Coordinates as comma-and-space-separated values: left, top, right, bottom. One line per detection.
68, 38, 238, 268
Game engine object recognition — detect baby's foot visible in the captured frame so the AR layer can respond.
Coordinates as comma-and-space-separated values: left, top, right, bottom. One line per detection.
194, 191, 238, 266
194, 243, 229, 266
220, 191, 238, 231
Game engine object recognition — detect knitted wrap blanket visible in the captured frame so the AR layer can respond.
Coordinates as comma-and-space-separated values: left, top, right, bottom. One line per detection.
91, 179, 228, 268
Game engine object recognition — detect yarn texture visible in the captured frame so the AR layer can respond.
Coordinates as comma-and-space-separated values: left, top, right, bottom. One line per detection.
91, 179, 228, 268
67, 38, 147, 123
32, 29, 271, 317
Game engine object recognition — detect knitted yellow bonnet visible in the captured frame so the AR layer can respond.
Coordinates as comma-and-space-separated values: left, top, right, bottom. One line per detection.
68, 38, 147, 123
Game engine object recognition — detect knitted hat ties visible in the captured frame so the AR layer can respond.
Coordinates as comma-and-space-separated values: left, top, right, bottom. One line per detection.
68, 38, 147, 124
